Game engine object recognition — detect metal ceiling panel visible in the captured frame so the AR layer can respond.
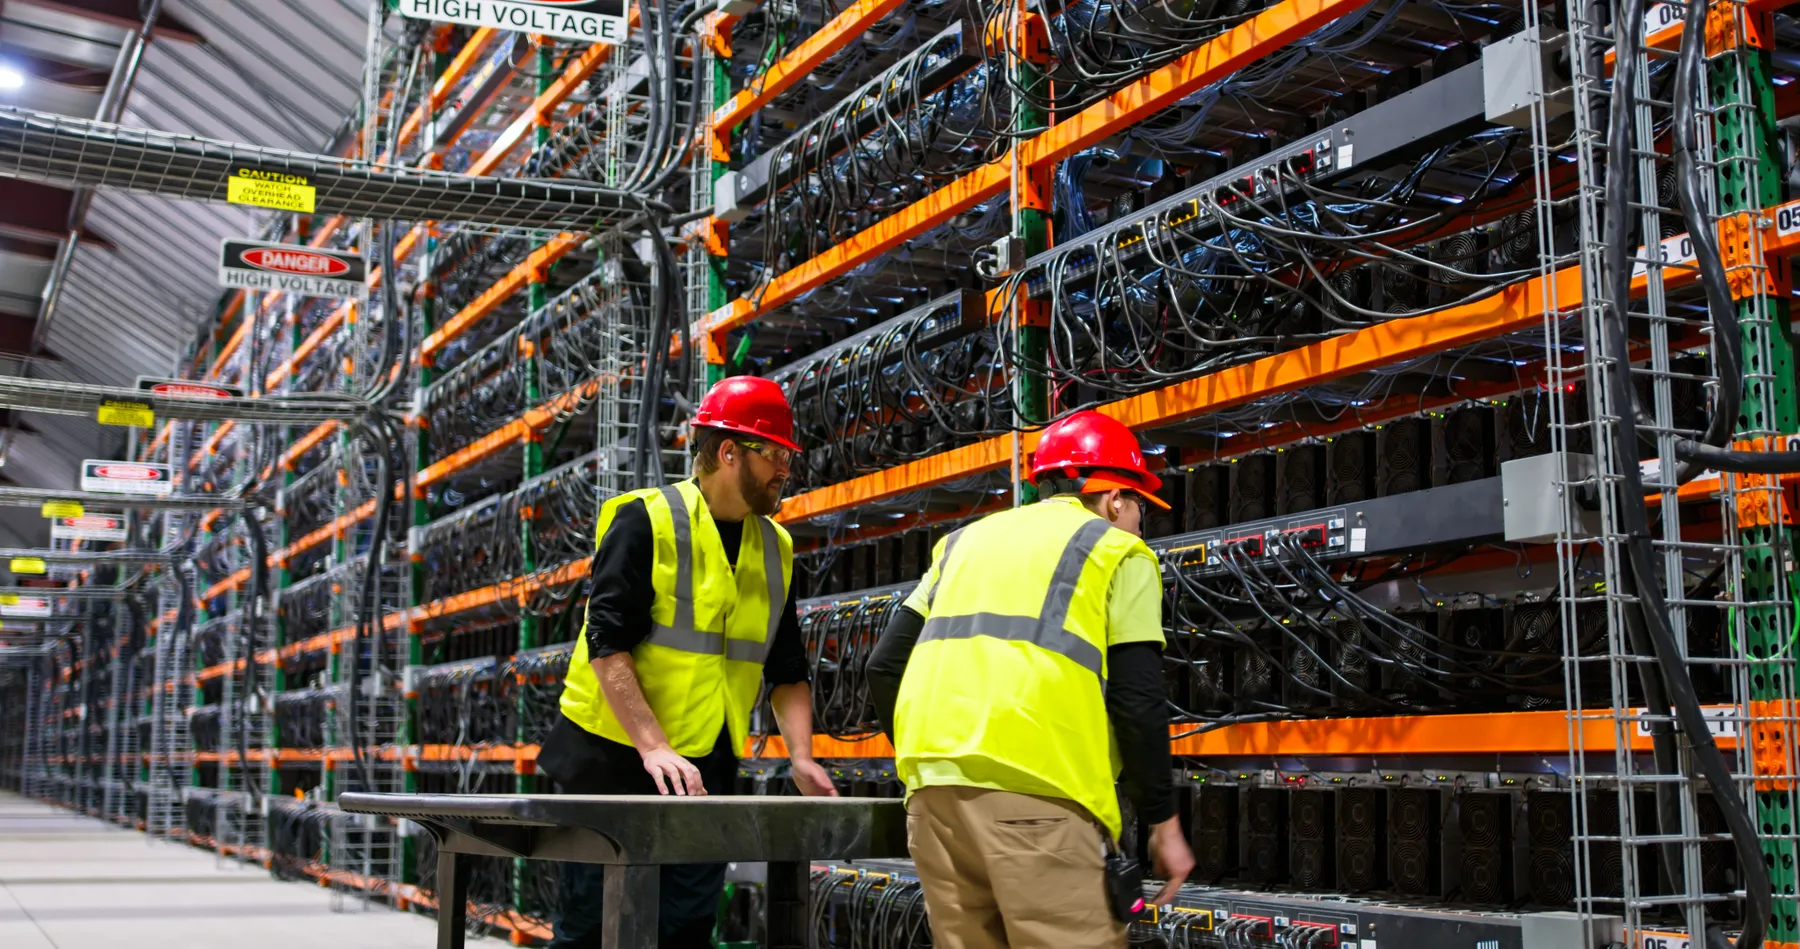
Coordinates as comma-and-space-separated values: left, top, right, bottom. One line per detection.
0, 250, 51, 317
0, 4, 130, 71
0, 0, 368, 496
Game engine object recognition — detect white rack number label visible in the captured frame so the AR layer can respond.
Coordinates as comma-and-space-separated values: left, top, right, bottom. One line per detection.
1640, 933, 1690, 949
1643, 3, 1686, 32
1632, 233, 1698, 278
1777, 203, 1800, 239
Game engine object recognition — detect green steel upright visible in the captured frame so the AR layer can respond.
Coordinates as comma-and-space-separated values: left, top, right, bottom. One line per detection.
1709, 6, 1798, 942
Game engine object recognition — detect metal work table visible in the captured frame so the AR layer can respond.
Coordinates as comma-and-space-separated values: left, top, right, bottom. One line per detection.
337, 792, 908, 949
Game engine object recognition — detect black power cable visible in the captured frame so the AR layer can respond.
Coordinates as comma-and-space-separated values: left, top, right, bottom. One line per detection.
1601, 4, 1770, 945
238, 507, 268, 810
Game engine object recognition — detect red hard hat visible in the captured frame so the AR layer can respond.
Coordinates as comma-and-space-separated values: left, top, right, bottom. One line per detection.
692, 376, 802, 452
1029, 410, 1167, 507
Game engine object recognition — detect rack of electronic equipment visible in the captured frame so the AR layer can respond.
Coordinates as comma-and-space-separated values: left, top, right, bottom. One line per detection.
5, 0, 1800, 946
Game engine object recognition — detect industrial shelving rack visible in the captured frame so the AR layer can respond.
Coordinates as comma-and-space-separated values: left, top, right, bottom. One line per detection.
1, 0, 1797, 946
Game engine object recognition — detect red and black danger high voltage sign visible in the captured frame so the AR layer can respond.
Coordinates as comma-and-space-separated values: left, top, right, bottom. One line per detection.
218, 239, 369, 302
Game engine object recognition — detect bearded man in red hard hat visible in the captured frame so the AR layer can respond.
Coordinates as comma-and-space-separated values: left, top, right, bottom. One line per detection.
540, 376, 837, 949
866, 409, 1194, 949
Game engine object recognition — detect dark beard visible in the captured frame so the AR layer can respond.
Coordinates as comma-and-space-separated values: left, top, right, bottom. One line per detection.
739, 460, 783, 517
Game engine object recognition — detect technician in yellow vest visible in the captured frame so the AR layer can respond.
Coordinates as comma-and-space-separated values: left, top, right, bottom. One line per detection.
866, 411, 1195, 949
538, 376, 836, 949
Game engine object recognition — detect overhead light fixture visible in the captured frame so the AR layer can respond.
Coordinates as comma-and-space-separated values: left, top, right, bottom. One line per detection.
0, 66, 24, 91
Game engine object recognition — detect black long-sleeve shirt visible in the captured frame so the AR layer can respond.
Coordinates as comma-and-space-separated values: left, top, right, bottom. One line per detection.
867, 606, 1176, 824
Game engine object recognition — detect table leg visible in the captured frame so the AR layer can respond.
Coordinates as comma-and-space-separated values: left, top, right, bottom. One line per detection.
601, 863, 658, 949
436, 847, 469, 949
766, 861, 810, 949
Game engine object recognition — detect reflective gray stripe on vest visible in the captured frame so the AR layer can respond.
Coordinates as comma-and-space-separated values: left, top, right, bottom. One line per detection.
745, 517, 785, 664
925, 528, 964, 612
642, 485, 778, 665
917, 518, 1112, 680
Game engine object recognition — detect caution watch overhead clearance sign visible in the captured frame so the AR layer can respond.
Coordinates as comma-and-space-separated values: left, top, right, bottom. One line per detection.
226, 165, 316, 213
399, 0, 628, 44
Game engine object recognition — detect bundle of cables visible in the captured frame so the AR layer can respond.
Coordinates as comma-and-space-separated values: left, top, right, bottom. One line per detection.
1583, 0, 1781, 940
800, 595, 904, 740
1161, 536, 1581, 730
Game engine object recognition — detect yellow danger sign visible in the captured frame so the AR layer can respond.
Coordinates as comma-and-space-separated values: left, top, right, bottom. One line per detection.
10, 558, 46, 575
97, 400, 154, 427
0, 595, 18, 605
227, 165, 316, 213
40, 501, 83, 519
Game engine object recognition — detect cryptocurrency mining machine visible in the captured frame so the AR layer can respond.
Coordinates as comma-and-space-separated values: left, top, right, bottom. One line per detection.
5, 0, 1800, 946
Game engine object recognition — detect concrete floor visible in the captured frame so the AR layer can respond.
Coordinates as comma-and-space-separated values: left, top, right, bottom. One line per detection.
0, 791, 504, 949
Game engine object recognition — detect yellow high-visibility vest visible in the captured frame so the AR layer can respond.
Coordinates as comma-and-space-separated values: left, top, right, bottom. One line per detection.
894, 497, 1156, 840
560, 479, 793, 757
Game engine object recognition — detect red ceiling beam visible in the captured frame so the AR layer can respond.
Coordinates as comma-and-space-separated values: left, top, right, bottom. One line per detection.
19, 0, 204, 44
0, 181, 115, 251
2, 50, 111, 88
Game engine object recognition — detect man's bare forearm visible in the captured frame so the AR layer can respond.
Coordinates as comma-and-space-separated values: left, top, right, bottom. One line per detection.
768, 682, 817, 761
594, 652, 671, 751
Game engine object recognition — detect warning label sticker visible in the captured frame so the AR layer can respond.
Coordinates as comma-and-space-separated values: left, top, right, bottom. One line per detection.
1, 597, 51, 617
81, 460, 173, 497
218, 240, 367, 302
40, 501, 83, 519
52, 515, 127, 543
96, 400, 154, 428
10, 558, 46, 575
226, 165, 317, 213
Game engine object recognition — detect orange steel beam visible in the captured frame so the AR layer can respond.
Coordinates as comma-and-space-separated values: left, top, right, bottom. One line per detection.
711, 0, 905, 135
1186, 326, 1714, 466
1019, 0, 1367, 170
408, 557, 588, 629
418, 234, 581, 362
1166, 708, 1733, 756
188, 421, 236, 472
776, 199, 1800, 524
700, 0, 1366, 338
265, 304, 352, 391
741, 707, 1730, 759
207, 299, 250, 379
468, 31, 624, 177
792, 496, 1008, 552
745, 734, 896, 758
272, 500, 377, 566
704, 164, 1009, 335
197, 569, 251, 605
416, 380, 599, 487
389, 28, 500, 161
278, 421, 339, 472
146, 421, 173, 458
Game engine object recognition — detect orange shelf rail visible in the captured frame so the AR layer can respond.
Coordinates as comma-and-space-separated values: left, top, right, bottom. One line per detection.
278, 420, 341, 471
416, 379, 599, 487
469, 28, 628, 177
389, 28, 502, 161
775, 200, 1800, 525
418, 235, 582, 362
737, 707, 1730, 760
711, 0, 905, 135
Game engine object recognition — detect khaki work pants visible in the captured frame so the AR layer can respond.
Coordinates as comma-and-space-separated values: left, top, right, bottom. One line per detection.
906, 784, 1126, 949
